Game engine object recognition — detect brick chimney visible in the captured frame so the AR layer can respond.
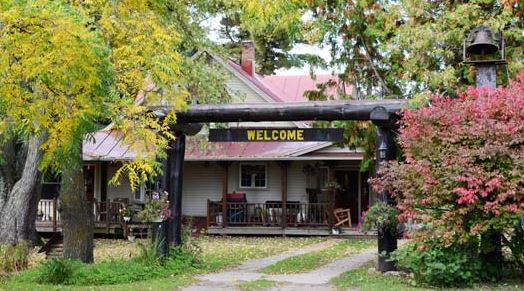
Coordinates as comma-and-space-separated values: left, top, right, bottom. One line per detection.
241, 40, 255, 76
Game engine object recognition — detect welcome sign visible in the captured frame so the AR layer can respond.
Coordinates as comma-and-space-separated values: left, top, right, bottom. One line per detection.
209, 128, 344, 142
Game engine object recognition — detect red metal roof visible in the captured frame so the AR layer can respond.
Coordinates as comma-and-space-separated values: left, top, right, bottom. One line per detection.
83, 129, 361, 161
262, 75, 351, 102
83, 59, 360, 162
227, 60, 351, 103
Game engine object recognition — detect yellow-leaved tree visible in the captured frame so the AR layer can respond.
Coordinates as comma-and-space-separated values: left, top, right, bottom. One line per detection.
0, 0, 225, 262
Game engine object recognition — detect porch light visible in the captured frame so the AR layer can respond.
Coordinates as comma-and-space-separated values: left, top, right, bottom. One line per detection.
378, 140, 387, 161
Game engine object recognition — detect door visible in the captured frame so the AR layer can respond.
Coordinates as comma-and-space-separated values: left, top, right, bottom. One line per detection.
334, 170, 359, 225
84, 165, 95, 201
360, 171, 370, 219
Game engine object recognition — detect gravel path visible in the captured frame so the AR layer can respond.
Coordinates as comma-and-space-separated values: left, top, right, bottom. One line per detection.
182, 239, 376, 291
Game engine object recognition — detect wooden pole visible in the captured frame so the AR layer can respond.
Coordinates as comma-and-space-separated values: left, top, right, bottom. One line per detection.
150, 100, 405, 123
373, 125, 398, 272
168, 132, 185, 246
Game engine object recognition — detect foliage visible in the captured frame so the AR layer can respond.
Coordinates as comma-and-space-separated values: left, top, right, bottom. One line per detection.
119, 207, 133, 218
229, 1, 524, 98
214, 0, 311, 75
331, 261, 523, 291
392, 241, 491, 287
360, 202, 399, 235
0, 241, 30, 275
260, 239, 374, 274
138, 191, 170, 222
6, 236, 326, 289
35, 258, 79, 285
371, 74, 524, 283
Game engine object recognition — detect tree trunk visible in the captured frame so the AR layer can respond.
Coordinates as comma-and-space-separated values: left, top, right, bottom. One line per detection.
0, 135, 44, 244
60, 144, 94, 263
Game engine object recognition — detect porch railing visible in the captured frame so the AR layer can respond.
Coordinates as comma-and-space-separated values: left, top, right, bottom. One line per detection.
207, 200, 333, 227
37, 199, 126, 232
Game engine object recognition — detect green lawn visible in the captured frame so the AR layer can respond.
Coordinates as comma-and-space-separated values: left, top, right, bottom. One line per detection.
0, 236, 326, 291
331, 262, 524, 291
260, 239, 375, 274
237, 279, 280, 290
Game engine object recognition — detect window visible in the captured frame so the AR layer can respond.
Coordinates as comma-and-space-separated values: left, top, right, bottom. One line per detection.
319, 167, 330, 189
134, 182, 154, 202
240, 163, 267, 188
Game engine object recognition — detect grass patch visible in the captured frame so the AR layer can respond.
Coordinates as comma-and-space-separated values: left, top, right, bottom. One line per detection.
331, 262, 524, 291
1, 236, 326, 290
237, 279, 279, 290
260, 239, 374, 274
199, 236, 327, 272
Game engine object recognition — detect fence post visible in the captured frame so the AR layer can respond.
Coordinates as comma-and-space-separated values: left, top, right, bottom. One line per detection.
106, 200, 111, 232
52, 198, 57, 233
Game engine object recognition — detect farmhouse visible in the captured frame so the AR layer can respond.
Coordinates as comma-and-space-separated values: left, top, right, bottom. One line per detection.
37, 42, 375, 236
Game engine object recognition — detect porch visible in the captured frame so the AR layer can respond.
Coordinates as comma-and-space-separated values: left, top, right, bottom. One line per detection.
36, 199, 148, 236
206, 199, 371, 236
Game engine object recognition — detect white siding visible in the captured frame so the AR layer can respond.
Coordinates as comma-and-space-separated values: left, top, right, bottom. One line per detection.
225, 75, 296, 128
106, 163, 134, 202
226, 77, 267, 103
287, 162, 310, 202
181, 162, 223, 216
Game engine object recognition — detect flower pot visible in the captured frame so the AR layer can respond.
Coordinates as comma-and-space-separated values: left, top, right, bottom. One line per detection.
152, 218, 163, 223
124, 216, 131, 222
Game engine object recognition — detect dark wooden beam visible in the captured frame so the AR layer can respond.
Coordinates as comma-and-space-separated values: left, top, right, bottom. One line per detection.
167, 132, 185, 246
150, 100, 405, 123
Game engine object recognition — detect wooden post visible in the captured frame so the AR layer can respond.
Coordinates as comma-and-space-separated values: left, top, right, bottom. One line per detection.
278, 162, 290, 230
100, 162, 108, 202
218, 162, 230, 228
52, 198, 57, 233
373, 124, 399, 272
168, 131, 185, 247
106, 200, 111, 232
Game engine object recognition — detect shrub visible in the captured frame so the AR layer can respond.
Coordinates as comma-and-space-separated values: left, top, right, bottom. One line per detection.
392, 241, 490, 287
371, 74, 524, 284
0, 241, 30, 274
35, 258, 79, 285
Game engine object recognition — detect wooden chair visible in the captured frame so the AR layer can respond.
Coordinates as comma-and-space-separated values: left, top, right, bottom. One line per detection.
333, 208, 351, 227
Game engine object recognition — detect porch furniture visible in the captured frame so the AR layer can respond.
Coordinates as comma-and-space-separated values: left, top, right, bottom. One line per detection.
334, 208, 351, 227
223, 193, 247, 223
207, 200, 333, 228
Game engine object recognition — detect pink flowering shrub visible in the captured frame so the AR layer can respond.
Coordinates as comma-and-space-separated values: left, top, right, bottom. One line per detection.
371, 74, 524, 269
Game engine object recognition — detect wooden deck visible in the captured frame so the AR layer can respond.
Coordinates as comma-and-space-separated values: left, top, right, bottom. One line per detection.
36, 199, 148, 237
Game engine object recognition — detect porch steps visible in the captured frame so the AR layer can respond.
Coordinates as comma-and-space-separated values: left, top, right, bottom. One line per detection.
38, 233, 63, 259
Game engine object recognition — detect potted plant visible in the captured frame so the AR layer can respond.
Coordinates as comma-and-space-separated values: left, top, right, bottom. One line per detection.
138, 190, 171, 222
120, 207, 134, 222
361, 201, 400, 271
360, 201, 399, 234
